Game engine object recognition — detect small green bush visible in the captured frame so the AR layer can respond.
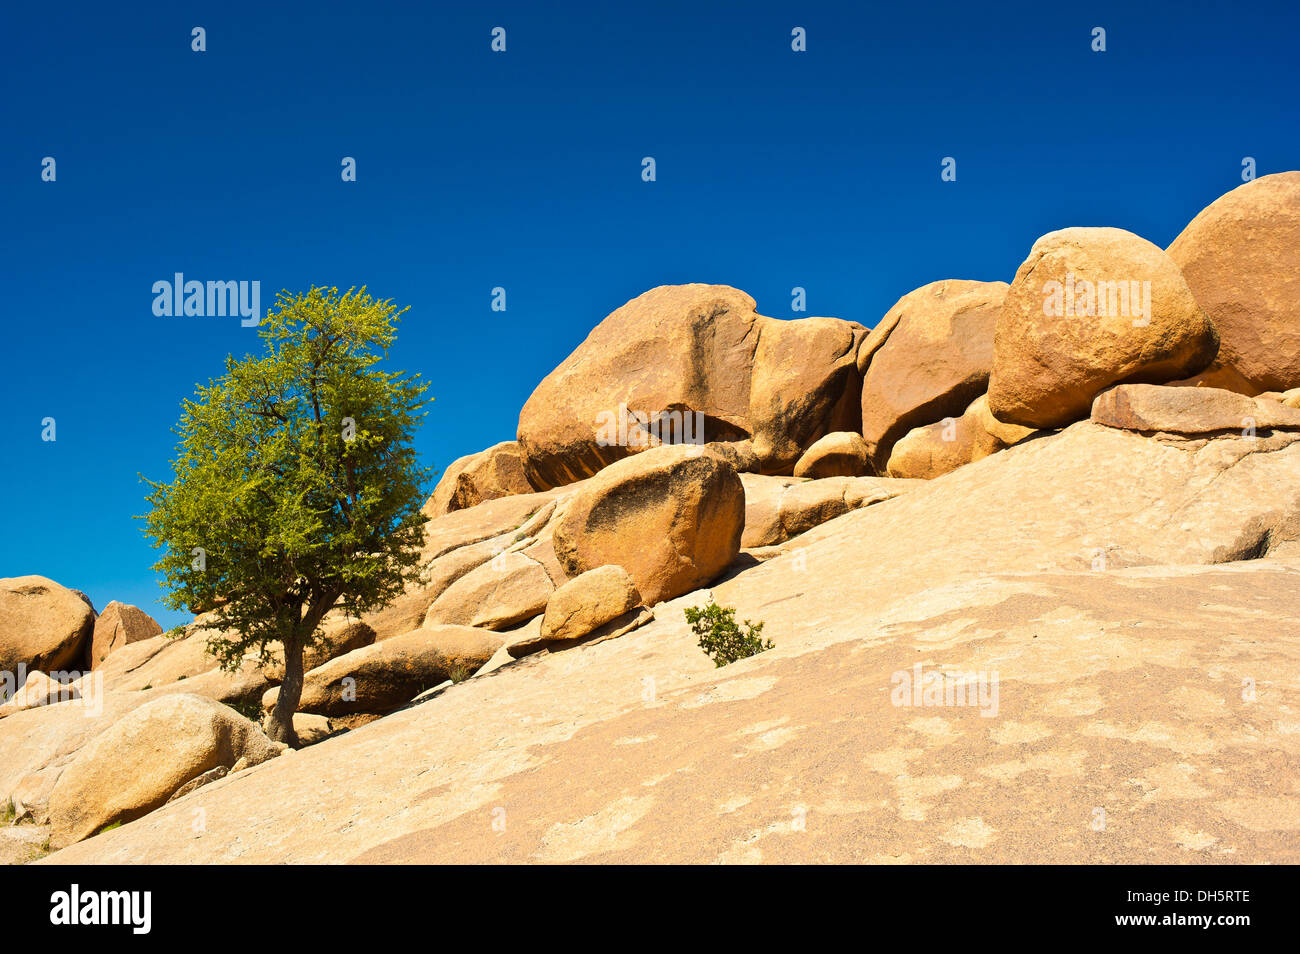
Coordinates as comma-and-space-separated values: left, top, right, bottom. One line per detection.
685, 601, 772, 667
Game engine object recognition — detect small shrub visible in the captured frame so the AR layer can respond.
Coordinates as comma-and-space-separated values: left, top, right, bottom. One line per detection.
685, 601, 772, 667
96, 821, 122, 835
448, 663, 473, 684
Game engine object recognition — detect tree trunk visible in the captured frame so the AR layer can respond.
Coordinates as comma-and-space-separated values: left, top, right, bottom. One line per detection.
265, 637, 304, 748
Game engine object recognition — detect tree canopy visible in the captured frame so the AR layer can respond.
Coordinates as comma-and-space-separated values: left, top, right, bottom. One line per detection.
142, 286, 432, 743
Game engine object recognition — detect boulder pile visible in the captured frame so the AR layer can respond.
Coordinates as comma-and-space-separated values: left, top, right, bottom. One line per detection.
6, 172, 1300, 860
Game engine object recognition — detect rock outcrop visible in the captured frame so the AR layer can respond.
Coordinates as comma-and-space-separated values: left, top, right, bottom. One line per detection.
792, 432, 870, 479
740, 473, 919, 547
89, 601, 163, 669
517, 284, 864, 487
538, 565, 641, 646
426, 441, 535, 516
22, 176, 1300, 866
1167, 172, 1300, 393
42, 414, 1300, 863
261, 625, 505, 718
858, 280, 1005, 471
988, 227, 1218, 429
887, 394, 1036, 479
0, 576, 95, 679
46, 694, 283, 848
1091, 383, 1300, 436
551, 446, 745, 605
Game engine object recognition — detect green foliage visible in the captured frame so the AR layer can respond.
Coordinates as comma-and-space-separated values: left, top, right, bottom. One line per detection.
684, 601, 772, 667
141, 286, 434, 672
96, 821, 122, 835
448, 663, 473, 684
229, 698, 264, 723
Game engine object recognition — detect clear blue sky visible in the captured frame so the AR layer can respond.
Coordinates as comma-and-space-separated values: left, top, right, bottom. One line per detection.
2, 0, 1297, 627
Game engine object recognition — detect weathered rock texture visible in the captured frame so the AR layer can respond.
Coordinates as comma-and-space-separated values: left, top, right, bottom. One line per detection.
0, 576, 95, 678
1167, 172, 1300, 393
90, 601, 163, 669
887, 394, 1036, 479
517, 284, 864, 487
551, 446, 745, 605
46, 694, 282, 848
793, 432, 870, 479
988, 227, 1218, 429
858, 280, 1005, 471
261, 625, 505, 718
42, 418, 1300, 864
426, 441, 535, 516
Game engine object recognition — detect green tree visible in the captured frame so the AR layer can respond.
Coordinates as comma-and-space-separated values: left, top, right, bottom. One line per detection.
142, 287, 432, 746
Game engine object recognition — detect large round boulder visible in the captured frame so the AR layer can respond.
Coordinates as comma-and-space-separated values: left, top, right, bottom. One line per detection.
551, 445, 745, 605
1167, 172, 1300, 393
988, 227, 1218, 428
0, 576, 95, 678
858, 279, 1006, 471
516, 284, 864, 487
47, 693, 283, 848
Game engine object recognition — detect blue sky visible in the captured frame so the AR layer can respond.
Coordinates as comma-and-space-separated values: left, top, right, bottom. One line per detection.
2, 0, 1298, 626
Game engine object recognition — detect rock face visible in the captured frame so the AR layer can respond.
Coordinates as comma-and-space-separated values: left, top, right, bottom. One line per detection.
423, 551, 554, 630
96, 627, 272, 706
747, 316, 864, 473
886, 394, 1036, 480
262, 625, 505, 718
858, 280, 1006, 471
0, 670, 79, 717
1091, 384, 1300, 435
1167, 172, 1300, 393
551, 446, 745, 605
42, 416, 1300, 864
539, 565, 641, 646
516, 284, 864, 488
46, 694, 282, 848
740, 473, 919, 547
0, 576, 95, 678
426, 441, 535, 517
988, 227, 1218, 429
89, 601, 163, 669
793, 432, 870, 479
370, 487, 570, 641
